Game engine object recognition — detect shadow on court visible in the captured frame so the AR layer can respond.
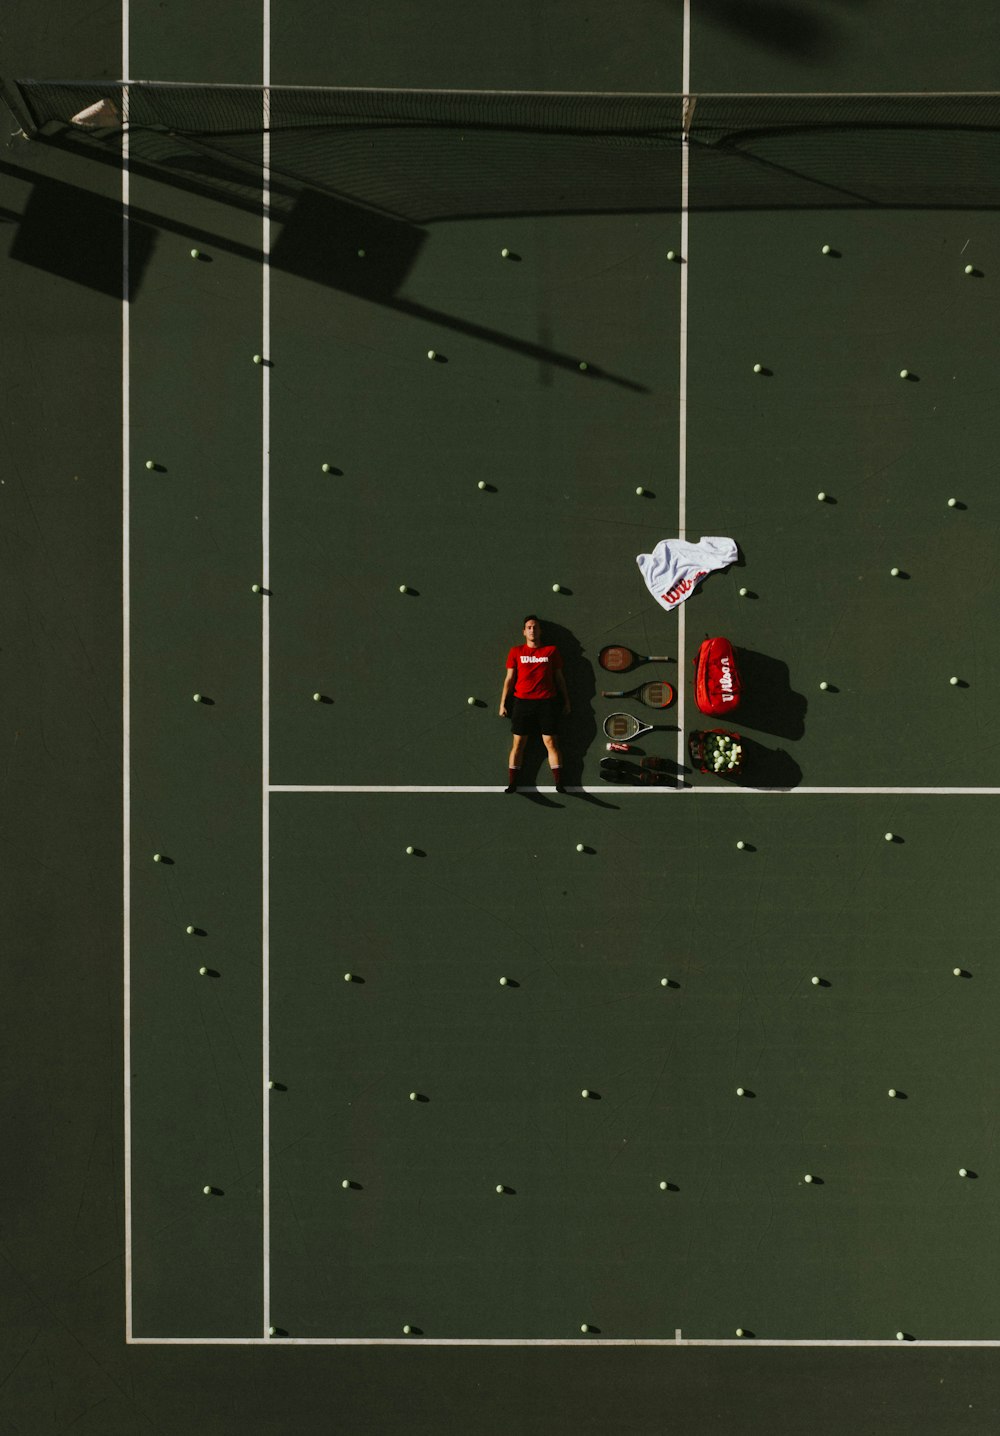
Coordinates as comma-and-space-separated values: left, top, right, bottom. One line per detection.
735, 647, 807, 742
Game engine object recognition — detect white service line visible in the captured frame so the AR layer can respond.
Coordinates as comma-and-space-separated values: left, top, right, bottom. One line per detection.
675, 0, 691, 781
125, 1335, 1000, 1348
268, 785, 1000, 796
261, 5, 272, 1344
121, 21, 132, 1342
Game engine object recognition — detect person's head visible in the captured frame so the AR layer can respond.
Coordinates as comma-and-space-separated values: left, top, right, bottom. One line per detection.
522, 615, 542, 645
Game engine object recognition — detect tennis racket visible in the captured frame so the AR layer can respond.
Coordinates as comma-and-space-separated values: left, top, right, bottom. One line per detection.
603, 711, 654, 742
598, 645, 672, 673
600, 680, 674, 708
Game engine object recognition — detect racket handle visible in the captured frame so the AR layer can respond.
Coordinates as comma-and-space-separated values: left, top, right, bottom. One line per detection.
606, 741, 633, 753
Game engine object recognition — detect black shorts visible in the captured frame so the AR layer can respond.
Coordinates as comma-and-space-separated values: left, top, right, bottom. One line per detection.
511, 696, 562, 737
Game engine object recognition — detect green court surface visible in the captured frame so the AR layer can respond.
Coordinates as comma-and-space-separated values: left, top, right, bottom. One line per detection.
8, 0, 1000, 1431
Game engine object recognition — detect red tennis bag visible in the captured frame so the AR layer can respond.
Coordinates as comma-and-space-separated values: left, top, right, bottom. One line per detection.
694, 636, 742, 716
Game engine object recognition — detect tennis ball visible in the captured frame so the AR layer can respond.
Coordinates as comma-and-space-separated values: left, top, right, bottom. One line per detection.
736, 840, 746, 850
268, 1080, 275, 1089
190, 248, 200, 259
186, 925, 196, 934
816, 491, 826, 502
736, 1087, 745, 1097
580, 1324, 590, 1333
253, 354, 263, 364
192, 693, 202, 703
341, 1180, 351, 1190
899, 369, 909, 379
153, 853, 162, 862
635, 486, 647, 496
576, 843, 585, 852
753, 363, 763, 374
357, 248, 366, 258
884, 832, 894, 842
477, 480, 486, 490
405, 845, 415, 855
321, 462, 331, 473
659, 1180, 668, 1190
890, 567, 900, 577
399, 584, 408, 593
965, 264, 974, 275
581, 1089, 590, 1098
950, 676, 959, 685
738, 586, 748, 597
666, 249, 677, 261
496, 1185, 504, 1194
198, 966, 208, 976
252, 583, 261, 593
959, 1168, 969, 1177
552, 583, 563, 592
499, 977, 508, 986
409, 1092, 418, 1101
953, 967, 963, 976
403, 1325, 412, 1334
895, 1332, 905, 1342
888, 1089, 897, 1098
804, 1174, 813, 1184
821, 244, 831, 255
427, 350, 436, 360
344, 972, 353, 982
467, 696, 476, 705
811, 976, 820, 985
578, 361, 588, 372
819, 681, 829, 691
145, 460, 155, 470
947, 497, 957, 507
660, 977, 669, 986
203, 1186, 212, 1195
736, 1329, 745, 1338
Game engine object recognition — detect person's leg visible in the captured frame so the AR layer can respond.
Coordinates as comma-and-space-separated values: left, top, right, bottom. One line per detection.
542, 732, 565, 792
506, 732, 528, 791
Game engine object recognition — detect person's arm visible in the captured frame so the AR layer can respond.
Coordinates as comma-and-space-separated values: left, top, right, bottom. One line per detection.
499, 666, 516, 717
555, 666, 570, 714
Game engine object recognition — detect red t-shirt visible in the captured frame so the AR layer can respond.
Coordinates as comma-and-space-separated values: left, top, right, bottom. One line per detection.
506, 644, 563, 699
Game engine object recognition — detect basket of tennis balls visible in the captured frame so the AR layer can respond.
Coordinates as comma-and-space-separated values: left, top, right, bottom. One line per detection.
689, 729, 744, 777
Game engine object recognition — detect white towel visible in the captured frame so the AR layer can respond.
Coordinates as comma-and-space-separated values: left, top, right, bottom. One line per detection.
636, 536, 738, 612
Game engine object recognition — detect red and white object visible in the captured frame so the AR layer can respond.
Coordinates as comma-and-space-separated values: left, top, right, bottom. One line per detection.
635, 536, 737, 613
694, 636, 742, 715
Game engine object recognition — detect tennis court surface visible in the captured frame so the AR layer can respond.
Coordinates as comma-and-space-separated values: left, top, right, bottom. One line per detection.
6, 0, 1000, 1428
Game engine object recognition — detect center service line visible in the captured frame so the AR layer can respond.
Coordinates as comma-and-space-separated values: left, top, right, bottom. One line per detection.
261, 0, 272, 1344
675, 0, 691, 785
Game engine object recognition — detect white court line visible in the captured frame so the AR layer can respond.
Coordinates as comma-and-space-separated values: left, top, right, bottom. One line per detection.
268, 785, 1000, 796
125, 1336, 1000, 1347
121, 0, 132, 1347
261, 6, 272, 1343
675, 2, 691, 784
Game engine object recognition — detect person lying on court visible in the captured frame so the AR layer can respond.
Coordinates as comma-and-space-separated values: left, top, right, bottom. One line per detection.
499, 615, 570, 793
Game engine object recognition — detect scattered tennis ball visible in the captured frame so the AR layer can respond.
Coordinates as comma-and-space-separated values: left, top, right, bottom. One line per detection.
953, 967, 963, 976
660, 977, 669, 987
477, 480, 486, 490
636, 486, 647, 496
899, 369, 909, 379
500, 247, 510, 258
145, 459, 156, 470
192, 693, 202, 703
736, 1329, 746, 1338
408, 1092, 418, 1101
884, 832, 895, 842
819, 681, 829, 691
186, 925, 196, 935
399, 584, 409, 594
666, 249, 678, 261
821, 244, 831, 255
405, 845, 415, 855
965, 264, 974, 275
312, 693, 322, 702
816, 491, 826, 501
736, 1087, 746, 1097
203, 1186, 212, 1195
888, 1089, 897, 1098
738, 586, 749, 597
499, 977, 508, 986
253, 354, 263, 364
753, 363, 763, 374
427, 349, 436, 360
467, 696, 476, 705
251, 583, 261, 594
496, 1185, 504, 1194
268, 1080, 275, 1089
811, 976, 820, 985
357, 248, 366, 258
578, 361, 589, 372
342, 1179, 351, 1189
804, 1174, 813, 1184
344, 972, 353, 982
959, 1168, 969, 1178
949, 676, 959, 685
580, 1324, 591, 1333
576, 843, 585, 852
947, 497, 957, 507
895, 1332, 905, 1342
659, 1180, 668, 1190
153, 853, 162, 863
321, 462, 332, 473
581, 1089, 590, 1098
403, 1325, 413, 1334
551, 583, 563, 592
190, 248, 200, 259
736, 840, 746, 850
890, 567, 900, 577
